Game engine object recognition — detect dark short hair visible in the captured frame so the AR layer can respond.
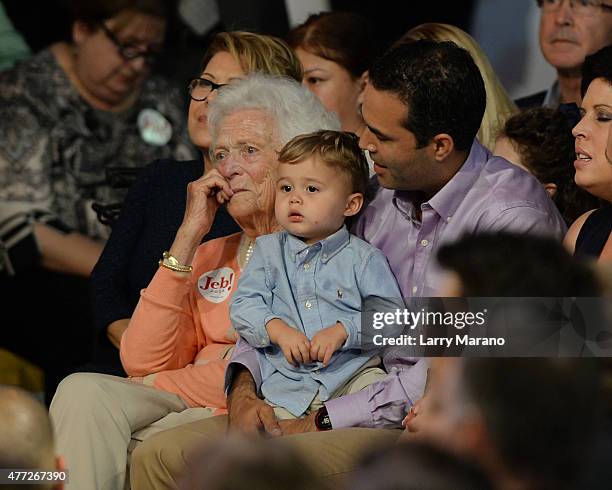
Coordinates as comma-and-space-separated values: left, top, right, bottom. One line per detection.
499, 106, 600, 224
437, 232, 600, 296
348, 440, 493, 490
286, 11, 376, 79
368, 40, 486, 151
462, 359, 603, 489
278, 130, 369, 195
67, 0, 169, 26
581, 44, 612, 97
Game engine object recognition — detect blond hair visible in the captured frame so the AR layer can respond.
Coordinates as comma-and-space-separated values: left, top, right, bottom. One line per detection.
200, 31, 303, 82
278, 130, 369, 195
397, 23, 518, 151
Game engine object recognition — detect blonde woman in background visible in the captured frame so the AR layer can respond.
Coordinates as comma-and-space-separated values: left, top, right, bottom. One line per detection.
396, 23, 518, 151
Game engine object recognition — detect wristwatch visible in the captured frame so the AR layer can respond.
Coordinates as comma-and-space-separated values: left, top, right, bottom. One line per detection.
314, 406, 332, 431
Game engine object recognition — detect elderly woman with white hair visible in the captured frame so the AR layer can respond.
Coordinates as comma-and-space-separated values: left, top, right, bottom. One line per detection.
49, 74, 339, 490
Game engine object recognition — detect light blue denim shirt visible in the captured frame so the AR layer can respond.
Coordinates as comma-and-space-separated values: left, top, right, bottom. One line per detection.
230, 225, 404, 416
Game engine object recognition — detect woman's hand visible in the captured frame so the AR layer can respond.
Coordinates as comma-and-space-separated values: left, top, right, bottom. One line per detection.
107, 318, 130, 349
181, 168, 234, 240
266, 319, 312, 366
169, 169, 234, 266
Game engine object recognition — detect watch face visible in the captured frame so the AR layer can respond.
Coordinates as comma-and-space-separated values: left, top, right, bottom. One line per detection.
316, 408, 332, 430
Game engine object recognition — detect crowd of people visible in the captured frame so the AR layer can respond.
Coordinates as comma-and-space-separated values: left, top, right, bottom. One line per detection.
1, 0, 612, 489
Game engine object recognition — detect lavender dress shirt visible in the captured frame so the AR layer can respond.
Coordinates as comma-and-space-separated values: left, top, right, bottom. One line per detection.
225, 139, 567, 429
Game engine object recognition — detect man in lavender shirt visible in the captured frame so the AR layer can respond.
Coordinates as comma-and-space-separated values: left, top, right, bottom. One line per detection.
130, 41, 566, 488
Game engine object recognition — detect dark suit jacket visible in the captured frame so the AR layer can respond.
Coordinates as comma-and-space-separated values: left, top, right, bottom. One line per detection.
515, 90, 547, 111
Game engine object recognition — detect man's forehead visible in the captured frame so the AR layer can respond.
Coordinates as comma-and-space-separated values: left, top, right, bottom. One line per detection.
362, 84, 408, 132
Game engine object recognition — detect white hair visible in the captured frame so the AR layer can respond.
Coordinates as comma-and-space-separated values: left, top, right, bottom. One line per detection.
208, 73, 340, 149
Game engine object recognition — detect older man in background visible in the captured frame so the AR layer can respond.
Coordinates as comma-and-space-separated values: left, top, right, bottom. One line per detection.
517, 0, 612, 109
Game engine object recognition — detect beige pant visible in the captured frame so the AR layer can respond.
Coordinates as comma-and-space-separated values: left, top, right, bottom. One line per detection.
130, 360, 401, 489
267, 356, 386, 419
49, 373, 218, 490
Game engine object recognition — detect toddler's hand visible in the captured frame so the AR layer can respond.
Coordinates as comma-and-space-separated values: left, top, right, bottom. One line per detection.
266, 319, 311, 366
310, 322, 348, 366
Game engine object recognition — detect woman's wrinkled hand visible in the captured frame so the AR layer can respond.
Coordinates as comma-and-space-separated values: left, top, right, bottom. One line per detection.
181, 168, 234, 240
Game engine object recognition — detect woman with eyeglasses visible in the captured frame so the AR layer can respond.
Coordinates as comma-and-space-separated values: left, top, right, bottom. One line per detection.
0, 0, 195, 402
88, 32, 302, 377
564, 45, 612, 261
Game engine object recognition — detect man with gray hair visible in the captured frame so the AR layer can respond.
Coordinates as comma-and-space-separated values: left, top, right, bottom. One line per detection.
50, 74, 339, 490
517, 0, 612, 109
0, 386, 65, 490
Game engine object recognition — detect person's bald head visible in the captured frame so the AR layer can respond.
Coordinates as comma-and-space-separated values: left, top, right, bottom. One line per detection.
0, 386, 56, 472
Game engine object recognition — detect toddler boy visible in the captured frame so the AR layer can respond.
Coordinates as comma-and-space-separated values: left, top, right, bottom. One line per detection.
230, 130, 403, 419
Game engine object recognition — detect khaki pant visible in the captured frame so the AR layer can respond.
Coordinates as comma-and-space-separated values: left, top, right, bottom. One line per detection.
49, 373, 218, 490
131, 420, 402, 490
131, 360, 401, 489
267, 355, 385, 419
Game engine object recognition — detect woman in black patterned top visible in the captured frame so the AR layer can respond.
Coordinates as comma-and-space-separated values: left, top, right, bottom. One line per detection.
0, 0, 196, 401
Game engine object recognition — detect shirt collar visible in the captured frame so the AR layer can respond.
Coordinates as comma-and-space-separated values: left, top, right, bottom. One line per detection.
426, 139, 486, 221
543, 80, 560, 108
285, 225, 350, 264
391, 139, 486, 222
391, 190, 420, 221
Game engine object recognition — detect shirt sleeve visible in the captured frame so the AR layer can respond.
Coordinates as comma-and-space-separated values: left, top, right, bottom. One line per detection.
325, 354, 429, 429
487, 204, 567, 239
0, 83, 72, 276
229, 242, 277, 348
223, 337, 264, 396
120, 265, 198, 376
338, 248, 405, 349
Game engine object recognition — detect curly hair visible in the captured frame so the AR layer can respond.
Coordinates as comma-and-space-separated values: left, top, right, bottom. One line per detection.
67, 0, 169, 26
499, 106, 600, 224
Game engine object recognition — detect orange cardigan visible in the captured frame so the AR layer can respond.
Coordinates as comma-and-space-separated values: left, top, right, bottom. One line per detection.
120, 233, 242, 408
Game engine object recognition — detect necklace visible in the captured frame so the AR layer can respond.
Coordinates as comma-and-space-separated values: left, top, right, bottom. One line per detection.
239, 235, 255, 269
245, 241, 254, 265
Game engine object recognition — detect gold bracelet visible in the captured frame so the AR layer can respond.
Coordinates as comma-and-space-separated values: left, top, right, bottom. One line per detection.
159, 251, 193, 273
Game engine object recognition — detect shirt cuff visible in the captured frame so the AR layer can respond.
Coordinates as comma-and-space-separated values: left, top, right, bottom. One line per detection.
337, 317, 359, 349
224, 339, 263, 396
325, 389, 373, 429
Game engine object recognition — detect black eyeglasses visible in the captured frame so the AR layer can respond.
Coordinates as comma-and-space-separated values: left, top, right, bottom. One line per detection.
536, 0, 612, 16
99, 22, 162, 65
187, 78, 228, 101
